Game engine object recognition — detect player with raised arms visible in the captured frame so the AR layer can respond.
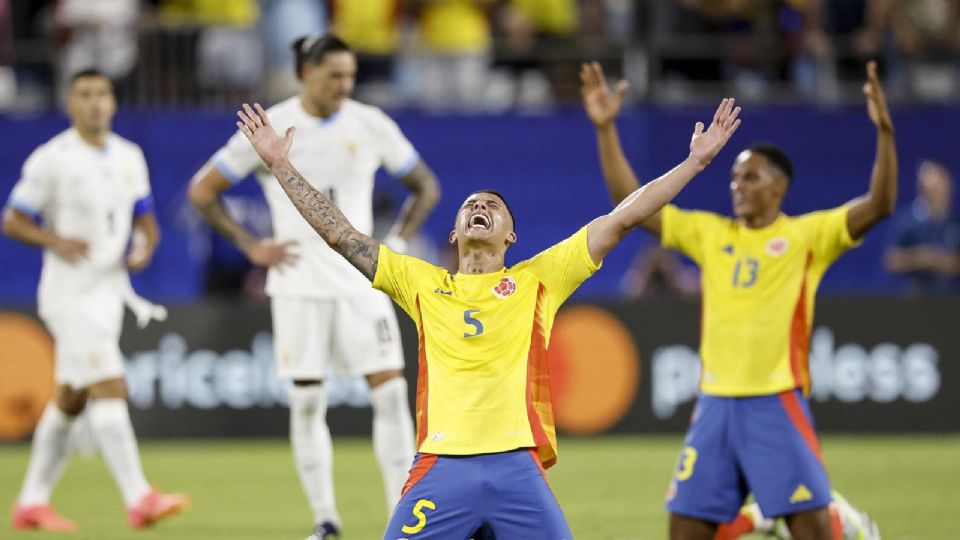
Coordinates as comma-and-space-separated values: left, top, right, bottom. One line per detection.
189, 34, 440, 540
232, 96, 740, 538
581, 59, 895, 540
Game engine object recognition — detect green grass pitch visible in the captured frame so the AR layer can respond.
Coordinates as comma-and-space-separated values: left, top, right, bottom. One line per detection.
1, 435, 958, 539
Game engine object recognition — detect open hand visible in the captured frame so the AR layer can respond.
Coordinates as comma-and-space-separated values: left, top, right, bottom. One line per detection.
580, 61, 628, 128
689, 98, 742, 168
237, 103, 295, 169
863, 60, 893, 133
241, 238, 299, 269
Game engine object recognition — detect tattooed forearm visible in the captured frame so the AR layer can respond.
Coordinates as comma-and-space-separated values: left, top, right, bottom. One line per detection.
271, 160, 380, 280
339, 231, 379, 280
196, 198, 255, 249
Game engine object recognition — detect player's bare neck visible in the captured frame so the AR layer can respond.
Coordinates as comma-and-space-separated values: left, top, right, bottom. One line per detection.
742, 210, 780, 229
300, 96, 338, 119
75, 127, 108, 148
458, 248, 505, 275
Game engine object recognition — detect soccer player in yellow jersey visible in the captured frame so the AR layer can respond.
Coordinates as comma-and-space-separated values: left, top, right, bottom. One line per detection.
581, 60, 896, 540
232, 98, 740, 538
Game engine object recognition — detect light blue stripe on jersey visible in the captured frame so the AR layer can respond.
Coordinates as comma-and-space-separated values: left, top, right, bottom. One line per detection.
391, 152, 420, 178
8, 198, 42, 223
133, 195, 155, 218
214, 157, 247, 185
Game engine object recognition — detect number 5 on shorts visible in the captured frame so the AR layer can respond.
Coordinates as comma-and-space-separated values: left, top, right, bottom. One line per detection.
674, 446, 698, 481
401, 499, 436, 535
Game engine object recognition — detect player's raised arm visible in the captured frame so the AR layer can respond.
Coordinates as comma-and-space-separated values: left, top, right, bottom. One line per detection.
586, 98, 741, 265
236, 102, 381, 280
846, 60, 897, 240
581, 61, 662, 237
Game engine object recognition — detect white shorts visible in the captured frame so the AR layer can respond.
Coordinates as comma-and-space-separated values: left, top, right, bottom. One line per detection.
42, 300, 125, 389
271, 290, 404, 380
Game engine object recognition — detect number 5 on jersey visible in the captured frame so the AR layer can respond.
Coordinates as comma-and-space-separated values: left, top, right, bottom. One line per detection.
463, 309, 483, 338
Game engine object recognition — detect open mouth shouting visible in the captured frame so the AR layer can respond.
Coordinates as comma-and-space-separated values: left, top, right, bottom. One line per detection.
468, 212, 492, 231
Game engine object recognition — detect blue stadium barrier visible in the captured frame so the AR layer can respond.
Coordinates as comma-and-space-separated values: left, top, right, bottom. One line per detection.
2, 104, 957, 303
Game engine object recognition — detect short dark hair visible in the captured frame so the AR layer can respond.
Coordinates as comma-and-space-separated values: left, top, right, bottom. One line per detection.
471, 189, 516, 232
291, 34, 352, 80
746, 143, 793, 184
69, 68, 112, 88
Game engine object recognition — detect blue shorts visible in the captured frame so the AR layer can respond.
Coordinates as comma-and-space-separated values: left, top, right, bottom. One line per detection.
665, 389, 832, 523
382, 449, 572, 540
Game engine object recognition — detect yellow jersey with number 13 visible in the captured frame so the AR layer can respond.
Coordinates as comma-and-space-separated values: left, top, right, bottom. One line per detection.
373, 226, 600, 468
661, 204, 860, 397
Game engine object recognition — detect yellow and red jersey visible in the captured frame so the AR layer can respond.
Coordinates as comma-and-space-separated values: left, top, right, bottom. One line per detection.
373, 227, 599, 468
661, 204, 859, 396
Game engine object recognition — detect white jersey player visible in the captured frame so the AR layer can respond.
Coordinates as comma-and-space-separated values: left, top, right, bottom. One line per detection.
3, 69, 188, 532
189, 34, 440, 540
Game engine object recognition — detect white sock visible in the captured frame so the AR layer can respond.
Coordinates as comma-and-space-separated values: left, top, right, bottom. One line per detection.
290, 384, 339, 526
87, 398, 151, 507
370, 377, 416, 513
17, 404, 75, 506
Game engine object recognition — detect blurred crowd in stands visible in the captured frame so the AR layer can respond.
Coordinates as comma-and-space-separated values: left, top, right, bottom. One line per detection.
1, 0, 959, 111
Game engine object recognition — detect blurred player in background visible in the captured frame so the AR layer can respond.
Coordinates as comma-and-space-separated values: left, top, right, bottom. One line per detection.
581, 59, 895, 540
189, 34, 440, 540
233, 95, 740, 538
2, 69, 187, 532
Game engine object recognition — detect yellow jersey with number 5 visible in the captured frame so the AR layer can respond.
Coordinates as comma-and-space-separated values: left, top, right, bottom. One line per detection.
373, 227, 600, 468
661, 204, 859, 397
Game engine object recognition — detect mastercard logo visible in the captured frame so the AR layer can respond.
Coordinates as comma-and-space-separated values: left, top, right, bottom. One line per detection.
0, 313, 55, 440
547, 306, 639, 434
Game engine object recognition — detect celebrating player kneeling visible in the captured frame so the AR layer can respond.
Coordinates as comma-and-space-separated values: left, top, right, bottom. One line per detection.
234, 98, 739, 539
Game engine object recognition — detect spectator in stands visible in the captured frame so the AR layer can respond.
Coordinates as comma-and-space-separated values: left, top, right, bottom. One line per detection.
55, 0, 140, 100
412, 0, 496, 109
792, 0, 888, 102
884, 0, 960, 100
160, 0, 263, 99
885, 160, 960, 294
493, 0, 571, 107
0, 0, 14, 109
260, 0, 327, 102
651, 0, 796, 100
331, 0, 404, 106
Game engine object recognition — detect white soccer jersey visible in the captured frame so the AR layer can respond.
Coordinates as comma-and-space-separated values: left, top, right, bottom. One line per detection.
7, 128, 152, 318
212, 97, 419, 298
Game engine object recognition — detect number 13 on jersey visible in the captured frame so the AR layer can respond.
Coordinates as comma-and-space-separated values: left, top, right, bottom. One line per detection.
732, 257, 760, 288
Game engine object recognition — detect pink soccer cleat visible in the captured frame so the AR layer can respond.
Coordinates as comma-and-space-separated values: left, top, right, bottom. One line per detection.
11, 503, 79, 532
126, 489, 190, 529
